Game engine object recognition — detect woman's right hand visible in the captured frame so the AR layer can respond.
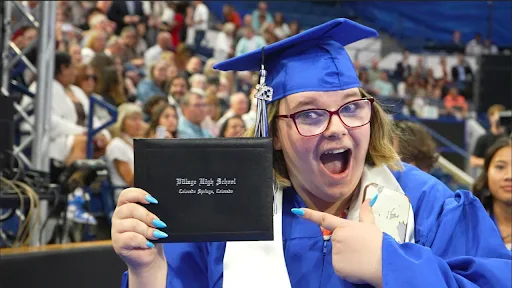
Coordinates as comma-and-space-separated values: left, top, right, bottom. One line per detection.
112, 188, 168, 274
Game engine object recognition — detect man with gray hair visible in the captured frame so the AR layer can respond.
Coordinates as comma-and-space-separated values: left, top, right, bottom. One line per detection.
177, 89, 213, 138
216, 92, 249, 130
144, 31, 173, 72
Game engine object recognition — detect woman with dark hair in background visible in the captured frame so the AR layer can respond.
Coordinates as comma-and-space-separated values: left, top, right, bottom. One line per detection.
473, 137, 512, 251
90, 53, 127, 106
74, 64, 110, 123
393, 120, 439, 173
219, 115, 246, 138
145, 103, 179, 139
143, 95, 168, 121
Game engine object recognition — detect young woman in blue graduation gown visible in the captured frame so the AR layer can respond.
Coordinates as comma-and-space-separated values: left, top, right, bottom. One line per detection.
111, 18, 512, 288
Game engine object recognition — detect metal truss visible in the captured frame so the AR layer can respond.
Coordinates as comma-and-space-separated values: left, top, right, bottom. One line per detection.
1, 1, 55, 173
1, 1, 56, 246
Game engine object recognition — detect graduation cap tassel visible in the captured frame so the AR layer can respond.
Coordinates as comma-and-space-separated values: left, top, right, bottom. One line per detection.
254, 47, 273, 138
253, 47, 277, 215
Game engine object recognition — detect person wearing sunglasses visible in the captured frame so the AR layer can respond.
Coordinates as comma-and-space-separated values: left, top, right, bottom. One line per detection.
110, 19, 511, 287
74, 63, 110, 124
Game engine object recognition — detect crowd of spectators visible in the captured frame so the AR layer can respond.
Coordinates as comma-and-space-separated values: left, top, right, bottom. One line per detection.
9, 0, 306, 224
356, 51, 477, 120
354, 28, 506, 121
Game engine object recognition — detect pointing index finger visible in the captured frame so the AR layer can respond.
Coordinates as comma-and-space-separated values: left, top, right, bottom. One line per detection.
293, 208, 349, 231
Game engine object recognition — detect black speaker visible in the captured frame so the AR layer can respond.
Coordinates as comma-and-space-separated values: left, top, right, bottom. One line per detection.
0, 245, 127, 288
0, 97, 15, 172
477, 55, 512, 113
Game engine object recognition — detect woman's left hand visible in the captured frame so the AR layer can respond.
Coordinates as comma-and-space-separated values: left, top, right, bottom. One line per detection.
299, 199, 383, 288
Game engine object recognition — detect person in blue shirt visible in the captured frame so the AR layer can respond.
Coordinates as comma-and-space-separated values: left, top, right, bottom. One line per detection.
176, 90, 213, 139
111, 18, 511, 287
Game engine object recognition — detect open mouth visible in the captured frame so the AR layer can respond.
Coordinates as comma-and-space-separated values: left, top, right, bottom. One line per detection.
320, 148, 351, 175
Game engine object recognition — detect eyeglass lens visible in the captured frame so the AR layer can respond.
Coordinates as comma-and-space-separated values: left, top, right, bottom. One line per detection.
294, 100, 372, 136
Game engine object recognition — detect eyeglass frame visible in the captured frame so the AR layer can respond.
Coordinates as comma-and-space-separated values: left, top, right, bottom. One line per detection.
277, 97, 375, 137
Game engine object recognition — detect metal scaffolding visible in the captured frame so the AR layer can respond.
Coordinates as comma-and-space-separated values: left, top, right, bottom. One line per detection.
1, 1, 56, 246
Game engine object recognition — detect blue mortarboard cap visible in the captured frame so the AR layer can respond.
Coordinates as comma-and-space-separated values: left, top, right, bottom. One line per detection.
213, 18, 378, 103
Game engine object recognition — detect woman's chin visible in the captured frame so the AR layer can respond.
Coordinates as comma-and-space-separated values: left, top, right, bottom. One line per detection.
316, 169, 362, 202
310, 185, 355, 204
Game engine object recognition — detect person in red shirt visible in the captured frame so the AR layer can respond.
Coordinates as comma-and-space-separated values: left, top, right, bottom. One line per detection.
222, 4, 241, 29
443, 86, 469, 119
170, 11, 184, 48
159, 2, 184, 48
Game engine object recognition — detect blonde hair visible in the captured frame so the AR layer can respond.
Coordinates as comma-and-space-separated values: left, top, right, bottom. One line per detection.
88, 13, 107, 28
111, 103, 143, 138
222, 22, 236, 34
205, 89, 221, 121
85, 30, 107, 51
160, 51, 175, 65
106, 35, 121, 48
204, 58, 218, 79
189, 73, 207, 89
487, 104, 505, 118
246, 88, 402, 187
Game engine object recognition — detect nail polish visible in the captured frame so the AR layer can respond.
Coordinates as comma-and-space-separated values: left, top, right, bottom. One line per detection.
153, 230, 168, 239
145, 195, 158, 204
146, 240, 155, 248
152, 219, 167, 229
370, 193, 379, 207
291, 208, 305, 216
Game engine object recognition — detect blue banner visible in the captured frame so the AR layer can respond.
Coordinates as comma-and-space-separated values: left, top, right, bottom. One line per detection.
344, 1, 512, 47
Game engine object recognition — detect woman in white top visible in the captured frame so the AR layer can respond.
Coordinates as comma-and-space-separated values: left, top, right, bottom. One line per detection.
105, 103, 145, 201
82, 30, 107, 64
23, 52, 110, 181
214, 22, 236, 62
272, 12, 290, 40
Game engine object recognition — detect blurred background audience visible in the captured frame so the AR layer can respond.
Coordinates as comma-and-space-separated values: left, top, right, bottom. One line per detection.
3, 1, 511, 253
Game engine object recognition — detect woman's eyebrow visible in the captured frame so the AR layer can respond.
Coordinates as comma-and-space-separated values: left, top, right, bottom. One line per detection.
343, 91, 361, 100
493, 159, 509, 165
290, 98, 320, 111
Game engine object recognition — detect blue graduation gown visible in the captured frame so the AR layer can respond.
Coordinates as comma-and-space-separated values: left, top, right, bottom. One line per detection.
121, 164, 512, 287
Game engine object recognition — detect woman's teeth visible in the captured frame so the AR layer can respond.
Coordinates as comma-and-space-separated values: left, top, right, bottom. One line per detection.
323, 148, 347, 155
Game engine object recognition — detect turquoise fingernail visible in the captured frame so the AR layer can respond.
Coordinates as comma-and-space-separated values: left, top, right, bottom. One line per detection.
153, 230, 168, 239
291, 208, 305, 216
370, 194, 379, 207
146, 240, 155, 248
152, 219, 167, 229
146, 195, 158, 204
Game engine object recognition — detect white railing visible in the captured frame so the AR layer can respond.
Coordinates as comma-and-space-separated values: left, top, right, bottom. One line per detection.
437, 155, 475, 188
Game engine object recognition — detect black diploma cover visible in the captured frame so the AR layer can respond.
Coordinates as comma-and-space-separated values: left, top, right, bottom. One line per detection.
134, 137, 274, 243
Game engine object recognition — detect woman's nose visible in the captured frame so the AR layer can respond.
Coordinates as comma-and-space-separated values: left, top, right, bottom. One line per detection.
504, 167, 512, 181
323, 114, 348, 139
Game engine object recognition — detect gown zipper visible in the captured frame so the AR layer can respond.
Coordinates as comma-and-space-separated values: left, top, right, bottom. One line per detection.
320, 236, 330, 287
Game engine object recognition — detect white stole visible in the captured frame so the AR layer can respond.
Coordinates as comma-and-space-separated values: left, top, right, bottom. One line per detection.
223, 165, 415, 288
